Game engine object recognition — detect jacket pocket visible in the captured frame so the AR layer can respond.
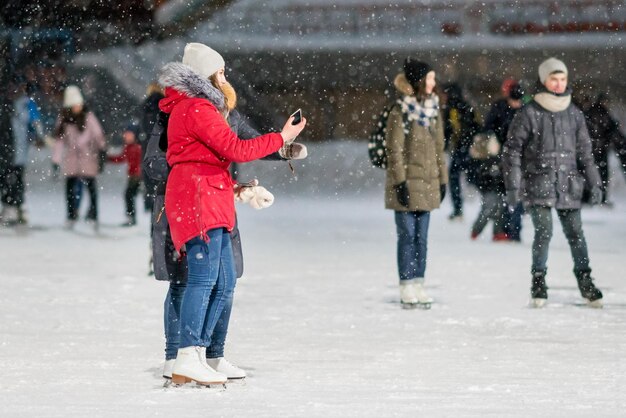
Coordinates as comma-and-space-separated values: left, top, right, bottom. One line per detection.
194, 173, 235, 236
525, 171, 554, 200
568, 174, 584, 201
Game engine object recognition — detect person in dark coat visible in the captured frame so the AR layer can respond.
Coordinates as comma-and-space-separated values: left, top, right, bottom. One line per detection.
481, 80, 525, 241
582, 93, 626, 206
503, 57, 604, 308
442, 82, 481, 221
468, 133, 507, 241
140, 82, 164, 213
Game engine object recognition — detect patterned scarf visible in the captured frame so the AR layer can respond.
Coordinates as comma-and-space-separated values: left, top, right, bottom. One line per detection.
398, 94, 439, 128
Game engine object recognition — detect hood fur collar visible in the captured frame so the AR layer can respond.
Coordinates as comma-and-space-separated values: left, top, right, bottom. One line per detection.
394, 73, 415, 96
158, 62, 225, 112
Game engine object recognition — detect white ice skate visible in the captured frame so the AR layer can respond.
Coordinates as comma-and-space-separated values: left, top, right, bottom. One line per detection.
530, 298, 547, 308
586, 298, 603, 309
400, 282, 432, 309
171, 346, 227, 386
414, 283, 434, 304
400, 282, 418, 306
163, 359, 175, 379
206, 357, 246, 379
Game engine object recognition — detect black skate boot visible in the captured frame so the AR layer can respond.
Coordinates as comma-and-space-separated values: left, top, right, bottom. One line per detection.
575, 269, 603, 308
530, 270, 548, 308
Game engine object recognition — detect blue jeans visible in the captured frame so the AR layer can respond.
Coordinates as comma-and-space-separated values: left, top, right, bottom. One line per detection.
164, 279, 236, 360
395, 211, 431, 281
178, 230, 236, 348
529, 206, 590, 273
164, 281, 185, 360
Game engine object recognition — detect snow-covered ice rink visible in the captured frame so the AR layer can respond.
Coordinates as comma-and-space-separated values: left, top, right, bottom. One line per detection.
1, 143, 625, 417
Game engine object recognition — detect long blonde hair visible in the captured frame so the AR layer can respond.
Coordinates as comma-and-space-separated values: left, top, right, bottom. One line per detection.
209, 74, 237, 114
146, 81, 163, 97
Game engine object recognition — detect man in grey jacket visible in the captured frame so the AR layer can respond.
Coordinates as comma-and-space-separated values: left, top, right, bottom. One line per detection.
503, 57, 603, 308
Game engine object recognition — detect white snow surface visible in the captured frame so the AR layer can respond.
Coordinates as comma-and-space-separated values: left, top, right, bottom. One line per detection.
1, 143, 626, 417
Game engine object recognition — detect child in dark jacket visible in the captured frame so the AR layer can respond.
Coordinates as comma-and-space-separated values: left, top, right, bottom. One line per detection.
108, 124, 143, 226
468, 133, 507, 241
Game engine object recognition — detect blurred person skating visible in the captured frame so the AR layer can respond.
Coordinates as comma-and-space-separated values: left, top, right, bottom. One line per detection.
582, 93, 626, 207
442, 82, 481, 221
158, 42, 306, 386
468, 132, 507, 241
0, 80, 46, 225
140, 82, 165, 213
107, 124, 143, 226
53, 85, 106, 230
385, 58, 448, 309
482, 80, 525, 241
503, 58, 604, 308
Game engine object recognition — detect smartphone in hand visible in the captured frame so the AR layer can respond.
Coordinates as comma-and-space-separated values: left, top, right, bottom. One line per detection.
290, 109, 302, 125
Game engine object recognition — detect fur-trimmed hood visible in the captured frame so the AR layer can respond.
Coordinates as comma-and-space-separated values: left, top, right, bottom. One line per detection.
394, 73, 415, 96
158, 62, 225, 113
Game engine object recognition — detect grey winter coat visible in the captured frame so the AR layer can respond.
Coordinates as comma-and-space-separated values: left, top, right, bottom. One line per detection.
385, 73, 448, 212
503, 95, 601, 209
143, 109, 284, 282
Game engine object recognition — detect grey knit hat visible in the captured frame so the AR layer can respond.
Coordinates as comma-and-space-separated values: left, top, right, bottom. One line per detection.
538, 58, 568, 84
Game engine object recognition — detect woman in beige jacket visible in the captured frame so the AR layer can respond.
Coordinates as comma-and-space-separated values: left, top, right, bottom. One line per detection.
384, 58, 448, 308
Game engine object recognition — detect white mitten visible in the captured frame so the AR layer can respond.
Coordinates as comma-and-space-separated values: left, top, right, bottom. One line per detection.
235, 186, 256, 203
248, 186, 274, 209
279, 142, 308, 160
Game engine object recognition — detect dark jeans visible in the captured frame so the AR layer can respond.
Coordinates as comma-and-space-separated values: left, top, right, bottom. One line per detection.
66, 177, 98, 221
125, 177, 141, 220
0, 165, 24, 207
448, 151, 468, 216
593, 149, 610, 203
395, 210, 431, 281
472, 191, 505, 236
503, 202, 524, 241
529, 206, 590, 273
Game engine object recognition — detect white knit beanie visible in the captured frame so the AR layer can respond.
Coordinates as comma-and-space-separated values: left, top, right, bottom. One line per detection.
63, 85, 84, 107
182, 42, 225, 79
538, 58, 568, 84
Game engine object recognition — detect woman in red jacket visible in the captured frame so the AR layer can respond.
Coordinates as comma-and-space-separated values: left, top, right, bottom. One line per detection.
158, 43, 305, 386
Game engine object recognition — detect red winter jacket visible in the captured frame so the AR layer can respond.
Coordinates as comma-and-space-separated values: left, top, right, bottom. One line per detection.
159, 87, 283, 251
107, 143, 142, 178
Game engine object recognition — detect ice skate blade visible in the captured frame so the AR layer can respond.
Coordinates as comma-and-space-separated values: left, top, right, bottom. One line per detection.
171, 374, 226, 387
401, 302, 432, 310
586, 299, 603, 309
530, 298, 547, 308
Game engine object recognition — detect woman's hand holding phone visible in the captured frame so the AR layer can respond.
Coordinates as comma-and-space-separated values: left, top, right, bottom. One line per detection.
281, 109, 306, 144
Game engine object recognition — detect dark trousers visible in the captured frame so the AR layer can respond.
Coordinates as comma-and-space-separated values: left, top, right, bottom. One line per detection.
125, 177, 141, 221
471, 191, 505, 236
448, 152, 467, 216
66, 177, 98, 221
529, 206, 590, 274
594, 150, 610, 203
503, 202, 524, 241
1, 165, 25, 207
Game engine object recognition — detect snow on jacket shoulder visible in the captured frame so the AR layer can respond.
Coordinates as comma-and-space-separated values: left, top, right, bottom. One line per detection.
158, 62, 283, 251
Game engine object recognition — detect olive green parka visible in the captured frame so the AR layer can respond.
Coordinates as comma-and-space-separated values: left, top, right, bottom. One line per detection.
384, 73, 448, 211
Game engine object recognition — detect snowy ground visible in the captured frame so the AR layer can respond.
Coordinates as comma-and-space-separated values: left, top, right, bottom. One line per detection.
1, 143, 625, 417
